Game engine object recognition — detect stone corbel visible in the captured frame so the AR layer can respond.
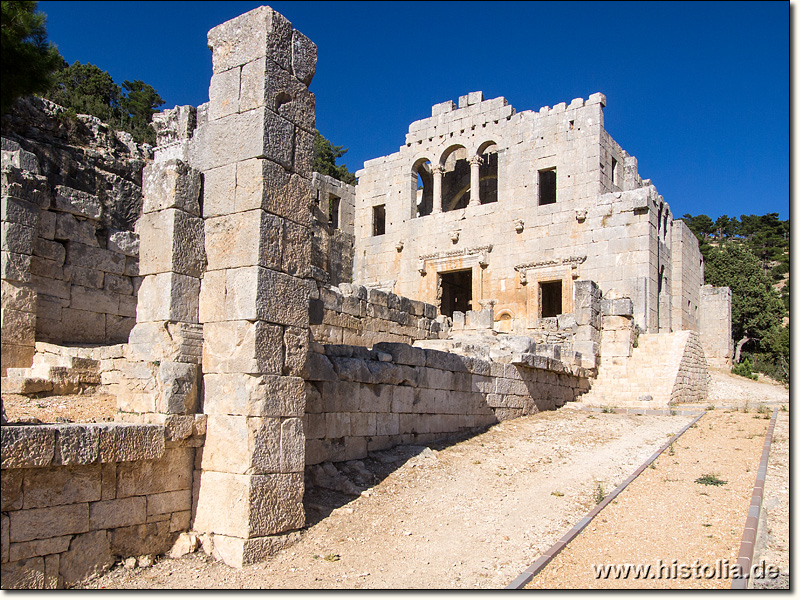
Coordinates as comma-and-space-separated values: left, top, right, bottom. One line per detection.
478, 250, 489, 268
450, 230, 460, 244
518, 270, 527, 285
396, 239, 404, 252
417, 259, 427, 276
576, 209, 587, 222
514, 219, 524, 233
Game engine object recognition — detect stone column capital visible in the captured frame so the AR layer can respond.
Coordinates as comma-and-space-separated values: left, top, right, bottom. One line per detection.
468, 155, 483, 167
431, 165, 446, 176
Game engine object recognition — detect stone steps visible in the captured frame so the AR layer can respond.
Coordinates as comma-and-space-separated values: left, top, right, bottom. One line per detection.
2, 344, 104, 396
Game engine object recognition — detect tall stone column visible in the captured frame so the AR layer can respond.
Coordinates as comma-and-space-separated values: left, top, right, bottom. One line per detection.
468, 155, 482, 207
189, 6, 317, 568
432, 165, 444, 214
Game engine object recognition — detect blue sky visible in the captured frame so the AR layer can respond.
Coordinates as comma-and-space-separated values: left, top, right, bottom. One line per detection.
37, 1, 789, 220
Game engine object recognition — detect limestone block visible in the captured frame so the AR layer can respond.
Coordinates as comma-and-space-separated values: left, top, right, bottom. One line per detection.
141, 160, 200, 217
138, 209, 205, 278
63, 264, 104, 288
89, 496, 146, 530
98, 424, 165, 464
1, 250, 31, 282
37, 210, 55, 239
1, 425, 54, 468
59, 309, 106, 343
107, 230, 139, 257
8, 503, 89, 542
207, 6, 292, 74
58, 530, 113, 587
291, 29, 316, 85
52, 425, 100, 466
202, 415, 284, 474
1, 221, 35, 254
115, 447, 193, 498
210, 533, 295, 569
204, 210, 282, 271
123, 256, 138, 276
8, 535, 71, 562
54, 213, 98, 246
70, 285, 119, 315
1, 343, 35, 375
202, 320, 283, 374
53, 186, 101, 220
169, 510, 192, 533
204, 373, 305, 417
30, 255, 63, 279
1, 196, 39, 227
1, 469, 23, 510
108, 521, 173, 558
146, 489, 192, 516
191, 108, 294, 171
1, 280, 35, 312
305, 352, 336, 382
208, 67, 241, 121
1, 556, 45, 589
136, 272, 200, 323
239, 57, 314, 131
127, 321, 203, 364
65, 242, 125, 275
103, 273, 133, 295
33, 238, 66, 264
282, 219, 311, 277
157, 361, 199, 414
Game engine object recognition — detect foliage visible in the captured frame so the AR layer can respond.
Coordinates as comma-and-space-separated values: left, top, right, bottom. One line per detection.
313, 130, 357, 185
1, 0, 63, 114
45, 61, 164, 144
695, 473, 727, 486
731, 358, 757, 380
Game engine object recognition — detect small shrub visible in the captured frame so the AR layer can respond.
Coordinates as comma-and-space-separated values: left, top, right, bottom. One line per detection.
757, 404, 769, 414
601, 406, 614, 414
668, 444, 675, 456
731, 359, 758, 380
695, 473, 727, 486
706, 404, 715, 411
593, 481, 605, 504
551, 491, 564, 497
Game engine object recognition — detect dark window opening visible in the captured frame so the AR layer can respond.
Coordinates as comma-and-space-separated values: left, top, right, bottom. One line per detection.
611, 157, 618, 187
328, 194, 340, 229
414, 160, 433, 217
540, 281, 562, 318
539, 169, 556, 205
372, 204, 385, 236
479, 145, 498, 204
440, 270, 472, 318
442, 146, 470, 211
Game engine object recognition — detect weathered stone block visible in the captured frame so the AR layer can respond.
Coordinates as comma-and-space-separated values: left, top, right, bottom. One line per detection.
138, 209, 205, 277
282, 219, 311, 277
54, 212, 98, 246
142, 159, 201, 216
59, 530, 113, 587
204, 210, 282, 271
136, 272, 200, 323
8, 535, 71, 562
1, 250, 31, 282
53, 186, 101, 220
207, 5, 292, 74
1, 196, 39, 227
71, 285, 119, 315
193, 471, 303, 539
37, 210, 55, 239
1, 556, 45, 589
202, 415, 286, 474
1, 280, 35, 312
239, 57, 314, 131
89, 496, 146, 530
9, 503, 89, 542
210, 533, 294, 569
146, 489, 192, 516
115, 447, 193, 498
291, 29, 316, 85
1, 221, 35, 254
1, 425, 54, 468
1, 469, 23, 511
98, 424, 165, 464
107, 230, 139, 257
108, 521, 173, 558
204, 373, 305, 417
1, 343, 35, 374
157, 361, 199, 414
52, 425, 100, 466
202, 320, 284, 374
65, 242, 124, 275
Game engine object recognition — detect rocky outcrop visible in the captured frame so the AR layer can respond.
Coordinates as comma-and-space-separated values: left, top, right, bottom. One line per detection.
1, 96, 151, 231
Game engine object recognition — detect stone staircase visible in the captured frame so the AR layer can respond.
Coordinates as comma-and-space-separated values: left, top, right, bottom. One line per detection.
2, 342, 105, 395
577, 330, 709, 408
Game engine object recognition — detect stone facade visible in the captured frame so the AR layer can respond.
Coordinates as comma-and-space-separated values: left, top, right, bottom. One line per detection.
310, 172, 355, 287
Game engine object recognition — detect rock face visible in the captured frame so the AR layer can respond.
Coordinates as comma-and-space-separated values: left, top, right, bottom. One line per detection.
1, 96, 150, 232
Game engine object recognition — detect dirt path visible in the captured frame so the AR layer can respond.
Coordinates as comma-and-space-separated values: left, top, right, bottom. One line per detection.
525, 409, 776, 588
85, 410, 691, 589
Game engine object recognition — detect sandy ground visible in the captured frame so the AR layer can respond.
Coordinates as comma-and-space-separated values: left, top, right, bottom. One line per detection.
526, 409, 778, 589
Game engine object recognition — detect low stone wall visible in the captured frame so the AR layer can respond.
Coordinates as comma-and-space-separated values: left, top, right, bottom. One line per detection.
1, 421, 203, 588
670, 330, 710, 404
310, 283, 447, 347
303, 342, 589, 465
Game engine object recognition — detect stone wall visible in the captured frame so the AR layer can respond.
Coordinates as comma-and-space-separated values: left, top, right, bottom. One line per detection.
303, 342, 589, 465
1, 422, 203, 588
669, 330, 710, 404
310, 172, 355, 287
698, 285, 733, 367
311, 282, 446, 347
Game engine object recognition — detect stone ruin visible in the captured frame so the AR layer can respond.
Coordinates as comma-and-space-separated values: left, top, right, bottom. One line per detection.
0, 4, 733, 587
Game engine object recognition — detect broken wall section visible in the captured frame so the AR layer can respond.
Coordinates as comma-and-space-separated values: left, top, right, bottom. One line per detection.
310, 173, 354, 287
698, 285, 733, 367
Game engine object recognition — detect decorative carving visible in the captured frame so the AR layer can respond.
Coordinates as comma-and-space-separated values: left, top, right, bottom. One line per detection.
514, 219, 524, 233
417, 259, 427, 276
576, 209, 587, 222
151, 106, 197, 148
450, 230, 460, 243
396, 239, 404, 252
431, 164, 446, 175
478, 251, 489, 268
419, 245, 493, 262
518, 271, 528, 285
468, 155, 483, 167
514, 255, 587, 272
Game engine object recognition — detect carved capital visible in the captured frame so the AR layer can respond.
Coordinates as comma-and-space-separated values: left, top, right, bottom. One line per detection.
432, 165, 446, 176
468, 155, 483, 167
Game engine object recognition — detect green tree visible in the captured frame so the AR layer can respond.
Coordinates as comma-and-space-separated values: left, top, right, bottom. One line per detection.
703, 243, 785, 362
119, 79, 164, 144
47, 60, 121, 123
0, 0, 63, 114
313, 130, 357, 185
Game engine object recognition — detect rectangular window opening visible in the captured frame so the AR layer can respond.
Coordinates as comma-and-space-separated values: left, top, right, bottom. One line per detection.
611, 157, 618, 186
328, 194, 340, 229
540, 280, 562, 318
440, 269, 472, 318
539, 168, 557, 205
372, 204, 386, 236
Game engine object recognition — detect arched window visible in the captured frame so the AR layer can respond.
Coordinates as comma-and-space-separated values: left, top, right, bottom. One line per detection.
413, 158, 433, 217
477, 141, 498, 205
440, 145, 470, 212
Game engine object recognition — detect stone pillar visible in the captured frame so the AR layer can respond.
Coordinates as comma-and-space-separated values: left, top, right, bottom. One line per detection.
468, 155, 482, 207
118, 152, 205, 428
572, 280, 601, 369
190, 5, 316, 568
432, 165, 444, 214
1, 145, 46, 375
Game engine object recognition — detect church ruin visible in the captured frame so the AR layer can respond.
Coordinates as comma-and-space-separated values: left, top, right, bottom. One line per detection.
1, 5, 732, 587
